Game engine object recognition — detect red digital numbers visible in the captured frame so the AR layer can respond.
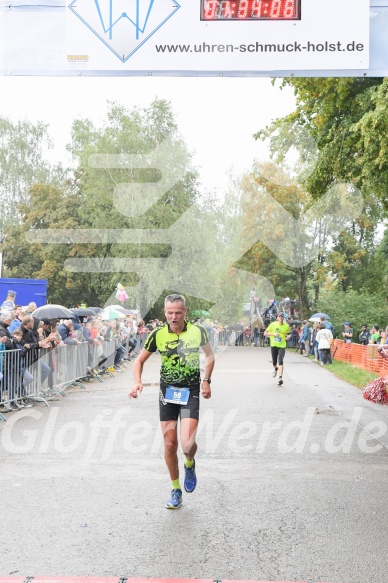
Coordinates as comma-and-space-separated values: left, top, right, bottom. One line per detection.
251, 0, 261, 17
283, 0, 296, 18
270, 0, 281, 18
238, 0, 249, 18
203, 1, 218, 18
201, 0, 299, 20
220, 0, 232, 17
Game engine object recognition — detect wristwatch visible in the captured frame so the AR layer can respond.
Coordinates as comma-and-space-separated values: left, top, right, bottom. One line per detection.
203, 378, 211, 384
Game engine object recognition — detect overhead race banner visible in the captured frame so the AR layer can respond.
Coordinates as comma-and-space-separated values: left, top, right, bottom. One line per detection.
65, 0, 370, 71
0, 0, 370, 74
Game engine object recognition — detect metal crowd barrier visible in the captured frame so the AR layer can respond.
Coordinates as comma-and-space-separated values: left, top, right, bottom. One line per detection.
0, 338, 129, 421
0, 348, 23, 411
136, 331, 149, 351
286, 336, 300, 348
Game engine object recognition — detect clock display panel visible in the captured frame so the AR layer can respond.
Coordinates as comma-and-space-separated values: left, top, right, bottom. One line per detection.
201, 0, 301, 20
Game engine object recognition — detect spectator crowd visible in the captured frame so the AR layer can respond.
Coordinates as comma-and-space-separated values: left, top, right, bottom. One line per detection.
0, 291, 157, 414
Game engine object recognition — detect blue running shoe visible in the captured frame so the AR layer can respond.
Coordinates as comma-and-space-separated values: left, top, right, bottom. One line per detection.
184, 459, 197, 493
165, 488, 182, 509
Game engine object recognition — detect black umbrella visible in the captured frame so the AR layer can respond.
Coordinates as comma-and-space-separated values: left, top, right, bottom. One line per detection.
289, 319, 302, 325
71, 308, 96, 318
88, 307, 102, 314
31, 304, 75, 320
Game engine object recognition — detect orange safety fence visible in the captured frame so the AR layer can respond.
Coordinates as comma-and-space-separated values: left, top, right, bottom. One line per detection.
331, 339, 388, 376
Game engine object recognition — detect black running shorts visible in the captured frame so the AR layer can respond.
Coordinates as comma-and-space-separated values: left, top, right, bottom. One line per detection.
271, 346, 286, 367
159, 386, 200, 422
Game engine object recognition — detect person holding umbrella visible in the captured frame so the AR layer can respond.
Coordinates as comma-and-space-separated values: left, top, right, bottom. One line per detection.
319, 316, 334, 333
20, 315, 57, 393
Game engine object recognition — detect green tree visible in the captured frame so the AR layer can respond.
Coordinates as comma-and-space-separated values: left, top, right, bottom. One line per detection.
253, 79, 387, 303
0, 116, 59, 239
234, 161, 359, 318
4, 99, 225, 313
1, 183, 88, 306
2, 99, 269, 324
256, 78, 384, 202
65, 99, 201, 313
317, 288, 387, 338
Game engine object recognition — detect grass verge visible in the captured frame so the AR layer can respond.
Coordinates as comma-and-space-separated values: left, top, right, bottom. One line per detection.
308, 356, 378, 389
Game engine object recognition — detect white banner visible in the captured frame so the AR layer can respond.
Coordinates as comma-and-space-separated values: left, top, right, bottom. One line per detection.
65, 0, 370, 71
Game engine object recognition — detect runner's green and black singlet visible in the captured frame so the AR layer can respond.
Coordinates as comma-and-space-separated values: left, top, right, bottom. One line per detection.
144, 322, 209, 388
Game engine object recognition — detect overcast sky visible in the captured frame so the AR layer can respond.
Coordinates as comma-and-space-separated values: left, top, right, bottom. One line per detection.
0, 76, 296, 193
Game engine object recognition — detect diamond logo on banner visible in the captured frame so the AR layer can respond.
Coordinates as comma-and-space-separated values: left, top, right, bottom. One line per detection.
69, 0, 181, 62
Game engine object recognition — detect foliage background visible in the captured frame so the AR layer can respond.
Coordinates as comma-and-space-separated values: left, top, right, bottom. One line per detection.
0, 82, 387, 326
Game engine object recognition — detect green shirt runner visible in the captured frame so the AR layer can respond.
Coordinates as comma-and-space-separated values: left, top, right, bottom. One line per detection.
265, 321, 290, 348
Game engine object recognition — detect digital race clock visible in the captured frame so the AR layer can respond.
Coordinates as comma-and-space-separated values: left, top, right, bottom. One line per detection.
201, 0, 301, 21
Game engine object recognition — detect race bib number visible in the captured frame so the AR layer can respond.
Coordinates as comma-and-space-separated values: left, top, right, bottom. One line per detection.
164, 386, 190, 405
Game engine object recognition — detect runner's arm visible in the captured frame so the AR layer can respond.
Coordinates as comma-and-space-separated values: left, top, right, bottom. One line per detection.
129, 348, 153, 398
201, 342, 214, 399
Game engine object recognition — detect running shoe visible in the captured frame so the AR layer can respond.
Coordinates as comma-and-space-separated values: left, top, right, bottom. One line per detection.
272, 367, 278, 378
278, 378, 283, 386
184, 459, 197, 493
165, 488, 183, 509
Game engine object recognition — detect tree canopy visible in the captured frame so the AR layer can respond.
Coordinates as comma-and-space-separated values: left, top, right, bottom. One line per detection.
256, 78, 388, 208
246, 77, 388, 316
1, 83, 386, 323
1, 99, 248, 319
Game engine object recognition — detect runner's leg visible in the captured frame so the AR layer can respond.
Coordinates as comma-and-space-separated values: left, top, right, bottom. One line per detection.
180, 417, 199, 460
161, 419, 183, 509
278, 348, 285, 379
181, 416, 199, 493
271, 346, 279, 376
160, 420, 179, 480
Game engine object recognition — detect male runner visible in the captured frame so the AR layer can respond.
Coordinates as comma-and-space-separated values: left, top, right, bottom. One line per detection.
264, 312, 291, 386
129, 293, 214, 509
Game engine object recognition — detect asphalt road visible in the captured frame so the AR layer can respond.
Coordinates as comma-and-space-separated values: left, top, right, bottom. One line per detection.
1, 345, 388, 583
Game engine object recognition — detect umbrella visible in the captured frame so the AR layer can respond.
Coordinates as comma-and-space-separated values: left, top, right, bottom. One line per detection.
71, 308, 96, 318
31, 304, 74, 320
310, 312, 330, 320
105, 304, 132, 315
98, 308, 125, 320
289, 319, 301, 325
193, 309, 210, 317
88, 307, 102, 314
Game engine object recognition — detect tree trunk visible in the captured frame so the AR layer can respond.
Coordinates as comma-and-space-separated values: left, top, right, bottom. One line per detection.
298, 267, 310, 319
